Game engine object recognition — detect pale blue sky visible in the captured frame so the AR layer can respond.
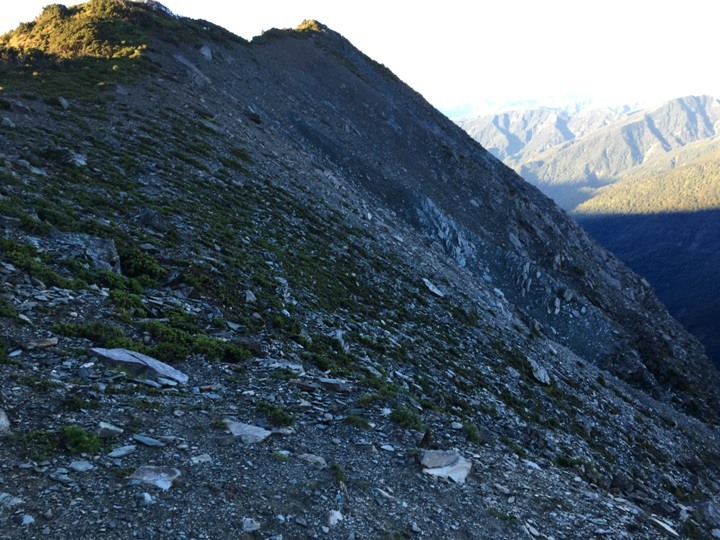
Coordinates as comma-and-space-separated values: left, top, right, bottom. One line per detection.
3, 1, 720, 117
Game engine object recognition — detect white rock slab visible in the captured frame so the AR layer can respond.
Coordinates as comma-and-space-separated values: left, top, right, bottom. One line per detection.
224, 420, 271, 444
92, 348, 188, 385
130, 466, 181, 491
420, 449, 460, 468
422, 455, 472, 484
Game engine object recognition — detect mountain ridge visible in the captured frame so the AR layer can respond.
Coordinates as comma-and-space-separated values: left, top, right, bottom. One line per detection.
2, 2, 720, 538
459, 96, 720, 209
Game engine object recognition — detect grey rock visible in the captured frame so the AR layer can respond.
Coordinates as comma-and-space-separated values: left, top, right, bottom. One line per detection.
298, 453, 328, 468
199, 45, 212, 60
1, 117, 15, 128
0, 409, 9, 436
318, 377, 351, 393
58, 96, 69, 110
69, 460, 94, 472
329, 510, 343, 526
0, 493, 23, 509
98, 421, 124, 439
420, 449, 460, 469
22, 337, 58, 351
422, 278, 445, 297
245, 289, 257, 303
133, 434, 166, 447
108, 445, 136, 458
421, 450, 472, 484
92, 348, 189, 385
529, 358, 551, 385
136, 208, 169, 232
261, 358, 304, 373
648, 517, 679, 537
51, 232, 121, 272
190, 454, 212, 464
224, 420, 271, 444
129, 466, 181, 490
699, 501, 720, 529
242, 518, 260, 532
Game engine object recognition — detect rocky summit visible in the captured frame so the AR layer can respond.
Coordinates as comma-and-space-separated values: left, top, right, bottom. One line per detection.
1, 2, 720, 539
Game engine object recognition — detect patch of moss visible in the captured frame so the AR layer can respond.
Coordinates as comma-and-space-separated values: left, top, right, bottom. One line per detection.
389, 406, 423, 431
61, 424, 102, 453
256, 400, 294, 427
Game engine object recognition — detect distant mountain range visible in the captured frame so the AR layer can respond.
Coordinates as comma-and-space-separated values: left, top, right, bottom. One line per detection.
458, 95, 720, 209
458, 96, 720, 366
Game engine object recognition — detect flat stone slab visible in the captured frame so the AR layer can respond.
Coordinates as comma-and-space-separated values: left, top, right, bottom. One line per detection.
92, 348, 188, 385
420, 449, 460, 469
130, 466, 180, 491
133, 434, 166, 447
421, 450, 472, 484
108, 445, 137, 458
98, 421, 123, 439
69, 460, 94, 472
224, 420, 271, 444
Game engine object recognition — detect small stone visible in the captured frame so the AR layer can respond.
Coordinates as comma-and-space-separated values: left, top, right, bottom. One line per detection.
451, 422, 463, 430
420, 450, 460, 469
525, 522, 541, 537
422, 278, 445, 297
138, 493, 155, 506
108, 445, 136, 458
98, 421, 124, 439
1, 117, 15, 128
245, 290, 257, 303
242, 518, 260, 532
298, 453, 327, 468
69, 460, 94, 472
190, 454, 212, 465
22, 337, 58, 351
199, 45, 212, 60
329, 510, 343, 527
224, 420, 271, 444
649, 517, 679, 537
129, 466, 180, 491
133, 434, 166, 447
528, 358, 551, 385
0, 409, 10, 436
380, 444, 395, 452
318, 377, 351, 393
58, 97, 70, 110
22, 515, 35, 526
0, 493, 23, 508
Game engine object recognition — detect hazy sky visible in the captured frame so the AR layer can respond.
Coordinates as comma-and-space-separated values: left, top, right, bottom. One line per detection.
3, 1, 720, 117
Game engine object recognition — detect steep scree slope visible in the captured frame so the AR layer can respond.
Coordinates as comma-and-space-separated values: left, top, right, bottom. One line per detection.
1, 2, 720, 538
